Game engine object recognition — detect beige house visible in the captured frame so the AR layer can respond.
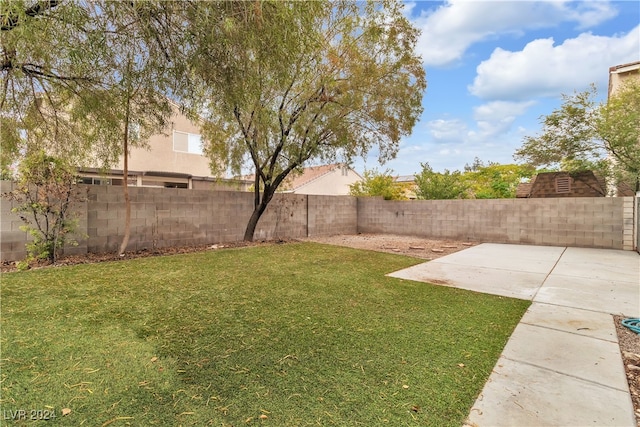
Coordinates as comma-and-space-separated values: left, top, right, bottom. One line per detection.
607, 61, 640, 197
608, 61, 640, 98
79, 103, 249, 190
278, 164, 362, 196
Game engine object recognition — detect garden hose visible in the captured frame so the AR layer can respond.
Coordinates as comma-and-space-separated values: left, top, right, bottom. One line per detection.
622, 318, 640, 334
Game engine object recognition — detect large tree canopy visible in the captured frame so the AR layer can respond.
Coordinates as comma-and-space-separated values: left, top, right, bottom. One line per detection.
3, 0, 428, 244
514, 85, 604, 169
596, 78, 640, 189
348, 169, 407, 200
187, 0, 427, 240
1, 1, 188, 253
515, 81, 640, 192
1, 0, 99, 170
1, 1, 186, 171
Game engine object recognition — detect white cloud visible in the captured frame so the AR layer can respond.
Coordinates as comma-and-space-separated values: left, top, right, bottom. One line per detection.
470, 100, 535, 138
469, 25, 640, 100
352, 126, 529, 175
410, 0, 619, 67
566, 1, 619, 30
427, 118, 469, 143
473, 100, 536, 121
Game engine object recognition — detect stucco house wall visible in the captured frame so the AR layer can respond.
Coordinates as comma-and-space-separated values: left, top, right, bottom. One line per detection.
79, 104, 223, 189
115, 104, 211, 178
292, 167, 362, 196
608, 61, 640, 97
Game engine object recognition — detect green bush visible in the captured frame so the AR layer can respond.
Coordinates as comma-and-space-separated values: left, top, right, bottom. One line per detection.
3, 151, 85, 265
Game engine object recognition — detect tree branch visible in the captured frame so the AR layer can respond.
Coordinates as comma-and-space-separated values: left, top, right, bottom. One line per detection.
19, 63, 92, 83
1, 0, 61, 32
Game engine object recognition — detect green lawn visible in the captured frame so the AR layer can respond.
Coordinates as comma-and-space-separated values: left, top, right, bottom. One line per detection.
1, 243, 529, 426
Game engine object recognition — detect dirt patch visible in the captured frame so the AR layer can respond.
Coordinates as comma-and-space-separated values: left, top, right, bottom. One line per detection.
302, 233, 475, 259
1, 234, 469, 273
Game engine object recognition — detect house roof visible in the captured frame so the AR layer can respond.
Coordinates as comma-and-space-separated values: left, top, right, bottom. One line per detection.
394, 175, 416, 183
242, 164, 360, 191
516, 171, 606, 198
515, 182, 533, 198
285, 164, 343, 190
609, 61, 640, 74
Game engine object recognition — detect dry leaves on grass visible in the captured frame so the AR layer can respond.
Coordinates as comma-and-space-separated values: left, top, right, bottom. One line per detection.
0, 240, 288, 273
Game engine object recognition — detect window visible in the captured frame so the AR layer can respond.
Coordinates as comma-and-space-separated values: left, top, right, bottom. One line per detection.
80, 176, 136, 186
555, 176, 571, 193
173, 131, 203, 155
80, 176, 112, 185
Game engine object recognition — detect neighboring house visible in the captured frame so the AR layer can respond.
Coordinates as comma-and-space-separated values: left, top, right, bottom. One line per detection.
608, 61, 640, 196
394, 175, 418, 199
516, 171, 606, 198
608, 60, 640, 98
79, 103, 249, 191
277, 164, 362, 196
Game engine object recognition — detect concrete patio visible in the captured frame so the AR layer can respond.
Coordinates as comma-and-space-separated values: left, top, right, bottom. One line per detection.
388, 243, 639, 427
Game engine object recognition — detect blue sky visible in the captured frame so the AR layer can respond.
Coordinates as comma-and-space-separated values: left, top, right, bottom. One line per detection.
353, 0, 640, 175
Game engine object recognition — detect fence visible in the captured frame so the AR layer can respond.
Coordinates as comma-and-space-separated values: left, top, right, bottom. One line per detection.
0, 180, 636, 262
357, 197, 635, 251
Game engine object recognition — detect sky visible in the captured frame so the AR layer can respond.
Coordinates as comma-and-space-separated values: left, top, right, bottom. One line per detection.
352, 0, 640, 176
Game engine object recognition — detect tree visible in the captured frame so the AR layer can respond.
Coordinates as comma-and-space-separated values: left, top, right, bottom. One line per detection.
596, 78, 640, 191
349, 169, 406, 200
3, 151, 85, 266
414, 162, 468, 200
463, 158, 535, 198
2, 1, 187, 254
514, 85, 603, 169
188, 0, 426, 241
1, 0, 103, 165
514, 82, 640, 192
83, 2, 183, 255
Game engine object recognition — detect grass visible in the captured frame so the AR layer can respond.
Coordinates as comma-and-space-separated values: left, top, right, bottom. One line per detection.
0, 242, 530, 426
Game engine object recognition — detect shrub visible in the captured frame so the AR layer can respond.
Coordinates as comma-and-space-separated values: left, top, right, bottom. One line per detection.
3, 151, 85, 265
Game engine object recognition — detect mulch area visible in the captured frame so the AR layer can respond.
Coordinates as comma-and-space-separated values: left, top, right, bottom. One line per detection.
615, 315, 640, 425
0, 240, 284, 273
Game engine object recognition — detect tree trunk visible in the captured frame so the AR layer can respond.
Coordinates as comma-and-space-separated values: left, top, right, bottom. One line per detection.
243, 186, 273, 242
118, 120, 131, 256
119, 178, 131, 255
243, 206, 263, 242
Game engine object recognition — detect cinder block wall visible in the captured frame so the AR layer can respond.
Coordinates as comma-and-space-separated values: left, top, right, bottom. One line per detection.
1, 180, 30, 262
86, 186, 310, 253
1, 180, 636, 262
307, 195, 357, 237
357, 197, 634, 250
1, 183, 357, 261
0, 181, 88, 261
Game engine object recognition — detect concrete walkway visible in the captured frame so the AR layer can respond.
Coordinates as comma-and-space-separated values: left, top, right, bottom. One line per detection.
388, 243, 640, 427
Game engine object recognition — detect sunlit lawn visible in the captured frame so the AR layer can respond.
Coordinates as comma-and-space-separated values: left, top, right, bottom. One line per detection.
1, 242, 529, 426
